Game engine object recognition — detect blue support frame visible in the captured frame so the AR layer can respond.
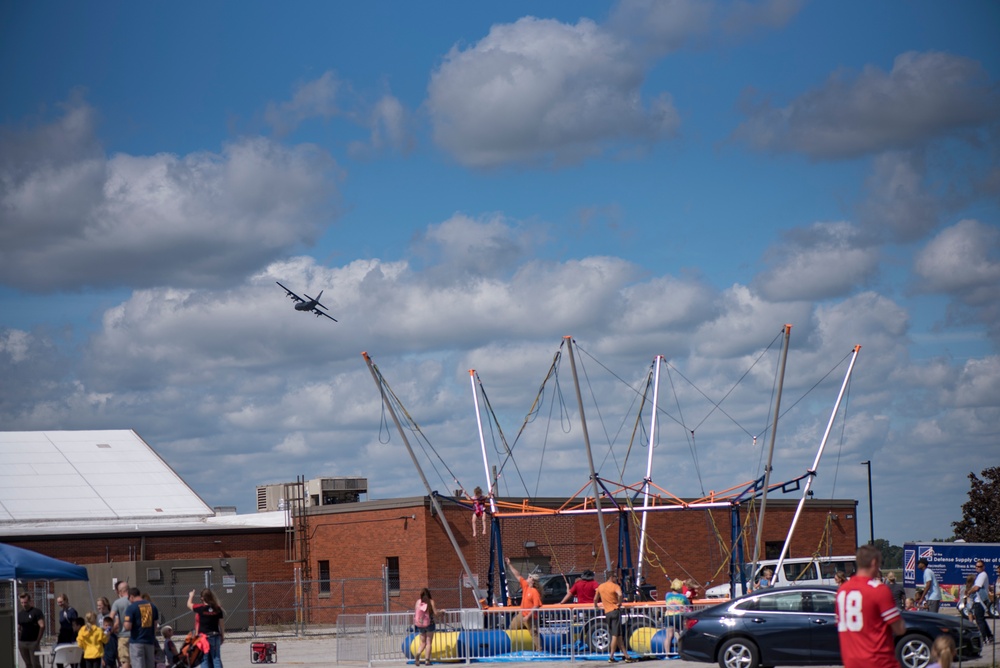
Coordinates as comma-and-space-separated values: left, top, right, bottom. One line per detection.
486, 514, 509, 606
727, 471, 810, 597
617, 509, 636, 599
729, 502, 747, 598
592, 477, 639, 598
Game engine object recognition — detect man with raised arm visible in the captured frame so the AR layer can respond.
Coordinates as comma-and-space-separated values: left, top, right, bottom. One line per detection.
504, 557, 542, 651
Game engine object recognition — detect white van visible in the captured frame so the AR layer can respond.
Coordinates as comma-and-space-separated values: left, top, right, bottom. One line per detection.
705, 555, 856, 598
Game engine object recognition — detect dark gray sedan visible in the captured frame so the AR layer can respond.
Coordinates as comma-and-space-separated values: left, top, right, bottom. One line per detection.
678, 585, 982, 668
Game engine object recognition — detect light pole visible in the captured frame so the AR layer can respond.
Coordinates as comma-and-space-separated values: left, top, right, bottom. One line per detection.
861, 460, 873, 545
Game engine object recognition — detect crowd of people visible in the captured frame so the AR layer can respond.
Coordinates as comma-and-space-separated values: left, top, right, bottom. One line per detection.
835, 545, 998, 668
407, 550, 997, 666
16, 584, 227, 668
499, 557, 693, 660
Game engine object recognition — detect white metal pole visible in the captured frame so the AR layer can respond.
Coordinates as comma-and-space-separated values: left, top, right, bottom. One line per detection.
469, 370, 498, 515
11, 579, 18, 668
771, 345, 861, 583
636, 356, 662, 585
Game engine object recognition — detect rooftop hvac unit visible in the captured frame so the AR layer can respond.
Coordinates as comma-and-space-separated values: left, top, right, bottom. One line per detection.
320, 477, 367, 491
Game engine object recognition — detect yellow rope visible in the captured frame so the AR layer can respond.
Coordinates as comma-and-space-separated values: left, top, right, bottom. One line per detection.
784, 513, 835, 584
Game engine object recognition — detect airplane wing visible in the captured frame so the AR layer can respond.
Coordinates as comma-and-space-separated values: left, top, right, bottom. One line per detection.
276, 281, 304, 303
312, 308, 338, 322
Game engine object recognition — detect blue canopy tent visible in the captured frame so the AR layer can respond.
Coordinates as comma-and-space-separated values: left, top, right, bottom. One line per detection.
2, 543, 90, 668
0, 544, 89, 581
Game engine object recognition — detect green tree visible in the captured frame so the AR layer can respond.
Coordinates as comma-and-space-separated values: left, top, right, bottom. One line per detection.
952, 465, 1000, 542
873, 538, 903, 568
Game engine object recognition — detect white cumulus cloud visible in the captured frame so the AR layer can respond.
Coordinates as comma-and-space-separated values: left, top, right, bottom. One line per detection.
427, 16, 679, 168
914, 219, 1000, 341
734, 51, 1000, 159
859, 151, 940, 242
0, 101, 339, 292
915, 219, 1000, 300
755, 222, 880, 301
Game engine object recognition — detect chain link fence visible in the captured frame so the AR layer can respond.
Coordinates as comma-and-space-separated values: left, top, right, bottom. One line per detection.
7, 572, 490, 641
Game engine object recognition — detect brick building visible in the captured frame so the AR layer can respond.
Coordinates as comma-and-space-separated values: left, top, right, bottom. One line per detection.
1, 430, 859, 628
303, 494, 859, 623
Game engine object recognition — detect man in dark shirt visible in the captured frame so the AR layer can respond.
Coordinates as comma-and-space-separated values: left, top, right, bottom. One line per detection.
123, 587, 159, 668
886, 572, 906, 609
17, 592, 45, 668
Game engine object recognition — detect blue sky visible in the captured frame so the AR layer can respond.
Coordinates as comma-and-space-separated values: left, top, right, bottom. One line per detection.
1, 1, 998, 551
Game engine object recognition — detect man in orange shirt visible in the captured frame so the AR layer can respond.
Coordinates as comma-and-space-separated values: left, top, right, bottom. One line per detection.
594, 571, 633, 663
505, 557, 542, 651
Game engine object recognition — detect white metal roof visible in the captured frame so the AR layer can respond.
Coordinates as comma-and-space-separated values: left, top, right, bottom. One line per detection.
0, 430, 214, 524
0, 510, 289, 537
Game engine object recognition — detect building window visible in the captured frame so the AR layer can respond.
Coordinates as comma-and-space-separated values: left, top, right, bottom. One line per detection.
386, 556, 400, 596
318, 560, 330, 596
765, 541, 784, 560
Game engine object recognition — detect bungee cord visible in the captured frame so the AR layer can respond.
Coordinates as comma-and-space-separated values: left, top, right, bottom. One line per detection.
370, 359, 472, 497
666, 363, 706, 495
753, 347, 855, 441
475, 375, 532, 498
829, 372, 853, 500
618, 366, 655, 486
577, 347, 624, 476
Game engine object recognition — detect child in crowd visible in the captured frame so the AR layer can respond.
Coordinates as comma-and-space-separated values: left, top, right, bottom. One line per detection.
70, 616, 84, 640
958, 574, 976, 620
76, 612, 107, 668
162, 625, 178, 666
101, 616, 118, 668
754, 568, 774, 590
927, 634, 956, 668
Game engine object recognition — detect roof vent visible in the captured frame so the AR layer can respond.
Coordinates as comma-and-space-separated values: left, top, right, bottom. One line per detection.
97, 443, 112, 449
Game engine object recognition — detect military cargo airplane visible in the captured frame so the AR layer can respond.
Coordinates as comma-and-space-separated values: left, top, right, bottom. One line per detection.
276, 281, 338, 322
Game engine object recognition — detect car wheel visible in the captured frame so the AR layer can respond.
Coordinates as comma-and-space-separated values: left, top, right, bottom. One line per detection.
896, 633, 932, 668
586, 620, 611, 653
717, 637, 760, 668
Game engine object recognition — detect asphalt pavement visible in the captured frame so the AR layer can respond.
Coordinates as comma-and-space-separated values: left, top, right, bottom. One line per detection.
218, 634, 999, 668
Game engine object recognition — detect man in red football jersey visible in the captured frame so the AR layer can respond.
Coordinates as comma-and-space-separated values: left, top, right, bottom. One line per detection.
836, 544, 906, 668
